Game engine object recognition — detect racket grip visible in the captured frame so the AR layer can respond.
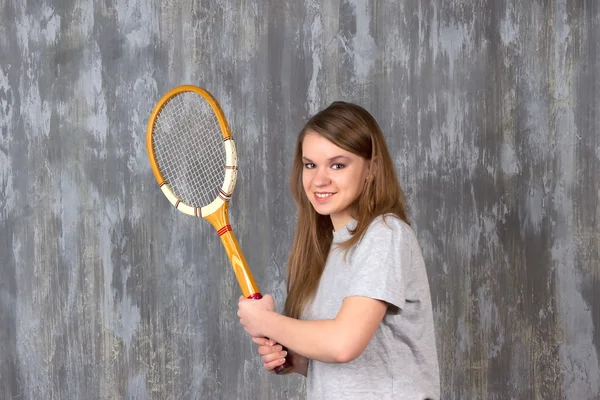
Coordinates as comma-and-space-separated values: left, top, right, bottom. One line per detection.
248, 293, 294, 375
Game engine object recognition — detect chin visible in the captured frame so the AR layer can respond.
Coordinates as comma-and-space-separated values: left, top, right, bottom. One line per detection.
314, 210, 332, 216
310, 204, 334, 216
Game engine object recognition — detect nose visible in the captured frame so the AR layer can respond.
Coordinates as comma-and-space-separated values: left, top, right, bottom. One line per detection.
312, 167, 330, 187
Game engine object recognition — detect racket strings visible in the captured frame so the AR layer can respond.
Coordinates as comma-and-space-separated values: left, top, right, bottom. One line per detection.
153, 92, 227, 208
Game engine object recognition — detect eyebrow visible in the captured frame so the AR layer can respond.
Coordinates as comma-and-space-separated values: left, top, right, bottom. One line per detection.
302, 155, 350, 163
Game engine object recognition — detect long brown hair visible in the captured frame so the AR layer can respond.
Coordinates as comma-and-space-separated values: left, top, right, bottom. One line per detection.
284, 101, 410, 319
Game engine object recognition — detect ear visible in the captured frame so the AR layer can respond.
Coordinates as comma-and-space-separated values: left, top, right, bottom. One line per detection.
366, 156, 378, 181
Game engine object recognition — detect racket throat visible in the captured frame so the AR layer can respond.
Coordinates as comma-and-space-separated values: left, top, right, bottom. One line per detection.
204, 204, 261, 298
203, 201, 231, 231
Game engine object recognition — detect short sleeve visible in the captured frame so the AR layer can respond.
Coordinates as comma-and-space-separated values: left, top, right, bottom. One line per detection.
343, 216, 409, 310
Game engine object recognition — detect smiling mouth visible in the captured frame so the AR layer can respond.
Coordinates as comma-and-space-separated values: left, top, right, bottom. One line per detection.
313, 192, 335, 202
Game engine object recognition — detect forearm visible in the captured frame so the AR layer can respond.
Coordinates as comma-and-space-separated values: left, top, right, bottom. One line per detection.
240, 296, 386, 365
263, 312, 349, 363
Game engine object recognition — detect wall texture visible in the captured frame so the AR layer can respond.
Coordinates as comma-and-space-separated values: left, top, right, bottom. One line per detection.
1, 0, 598, 399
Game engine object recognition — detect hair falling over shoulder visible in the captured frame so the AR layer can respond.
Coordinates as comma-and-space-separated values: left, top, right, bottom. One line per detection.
284, 101, 410, 319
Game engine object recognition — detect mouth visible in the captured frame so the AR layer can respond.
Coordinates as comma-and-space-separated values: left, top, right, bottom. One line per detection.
313, 192, 335, 203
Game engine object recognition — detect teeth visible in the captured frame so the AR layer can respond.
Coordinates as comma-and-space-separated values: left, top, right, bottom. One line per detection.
315, 193, 332, 198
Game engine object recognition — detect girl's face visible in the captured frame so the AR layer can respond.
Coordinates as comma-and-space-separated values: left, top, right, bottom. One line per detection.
301, 131, 370, 231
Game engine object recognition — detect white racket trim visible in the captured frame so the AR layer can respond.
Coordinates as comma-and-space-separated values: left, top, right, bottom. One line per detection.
158, 138, 238, 217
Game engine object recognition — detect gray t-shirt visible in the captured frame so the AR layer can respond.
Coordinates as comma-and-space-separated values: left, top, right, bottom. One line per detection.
303, 215, 440, 400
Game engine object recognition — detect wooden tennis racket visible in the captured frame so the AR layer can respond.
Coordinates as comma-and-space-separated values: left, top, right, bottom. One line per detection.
146, 85, 292, 374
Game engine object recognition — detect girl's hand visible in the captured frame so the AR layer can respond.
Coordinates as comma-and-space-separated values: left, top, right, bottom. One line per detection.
253, 337, 288, 372
237, 294, 276, 337
252, 337, 309, 377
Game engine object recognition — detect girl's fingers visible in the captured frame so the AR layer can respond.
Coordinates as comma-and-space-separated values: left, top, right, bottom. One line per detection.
262, 351, 287, 364
258, 345, 283, 356
252, 337, 276, 346
252, 337, 267, 345
252, 337, 286, 372
264, 357, 288, 371
252, 337, 270, 346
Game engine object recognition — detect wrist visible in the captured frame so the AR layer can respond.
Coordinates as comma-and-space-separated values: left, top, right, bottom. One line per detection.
261, 310, 279, 339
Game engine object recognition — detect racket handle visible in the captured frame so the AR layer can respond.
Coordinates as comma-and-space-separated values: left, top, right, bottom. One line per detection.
248, 293, 294, 375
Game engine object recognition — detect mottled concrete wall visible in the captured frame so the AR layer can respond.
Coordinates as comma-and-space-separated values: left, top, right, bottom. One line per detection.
1, 1, 598, 399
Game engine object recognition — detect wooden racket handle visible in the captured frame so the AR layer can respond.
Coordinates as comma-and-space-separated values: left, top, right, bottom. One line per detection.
217, 229, 261, 297
205, 204, 260, 297
248, 293, 294, 375
205, 205, 294, 373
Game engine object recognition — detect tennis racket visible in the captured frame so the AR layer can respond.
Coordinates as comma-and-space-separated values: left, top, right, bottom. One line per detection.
146, 85, 292, 374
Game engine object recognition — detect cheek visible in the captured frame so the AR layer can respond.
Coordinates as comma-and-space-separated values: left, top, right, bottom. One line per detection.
302, 171, 311, 192
342, 173, 364, 197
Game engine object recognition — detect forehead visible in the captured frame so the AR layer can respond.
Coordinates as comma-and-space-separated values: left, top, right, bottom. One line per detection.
302, 131, 356, 159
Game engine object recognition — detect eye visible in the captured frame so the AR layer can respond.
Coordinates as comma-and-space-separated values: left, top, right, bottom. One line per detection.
331, 163, 345, 170
304, 163, 316, 169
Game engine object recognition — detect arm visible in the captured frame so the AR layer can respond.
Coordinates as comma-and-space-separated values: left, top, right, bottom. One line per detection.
239, 295, 388, 364
239, 219, 407, 365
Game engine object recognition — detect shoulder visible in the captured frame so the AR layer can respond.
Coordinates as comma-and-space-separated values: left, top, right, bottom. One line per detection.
348, 214, 418, 258
361, 214, 416, 244
346, 215, 419, 277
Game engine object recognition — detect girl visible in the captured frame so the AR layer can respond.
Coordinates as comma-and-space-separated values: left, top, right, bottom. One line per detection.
237, 102, 440, 399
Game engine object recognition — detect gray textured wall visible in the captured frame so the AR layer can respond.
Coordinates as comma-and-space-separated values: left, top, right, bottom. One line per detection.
1, 1, 598, 399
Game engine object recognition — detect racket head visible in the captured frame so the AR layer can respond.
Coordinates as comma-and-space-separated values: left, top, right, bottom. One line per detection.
146, 85, 238, 217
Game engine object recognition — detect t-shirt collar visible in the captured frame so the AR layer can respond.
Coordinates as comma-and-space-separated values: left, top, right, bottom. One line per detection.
332, 218, 358, 243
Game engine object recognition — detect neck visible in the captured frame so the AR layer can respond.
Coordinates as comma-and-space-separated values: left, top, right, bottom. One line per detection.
330, 214, 353, 231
